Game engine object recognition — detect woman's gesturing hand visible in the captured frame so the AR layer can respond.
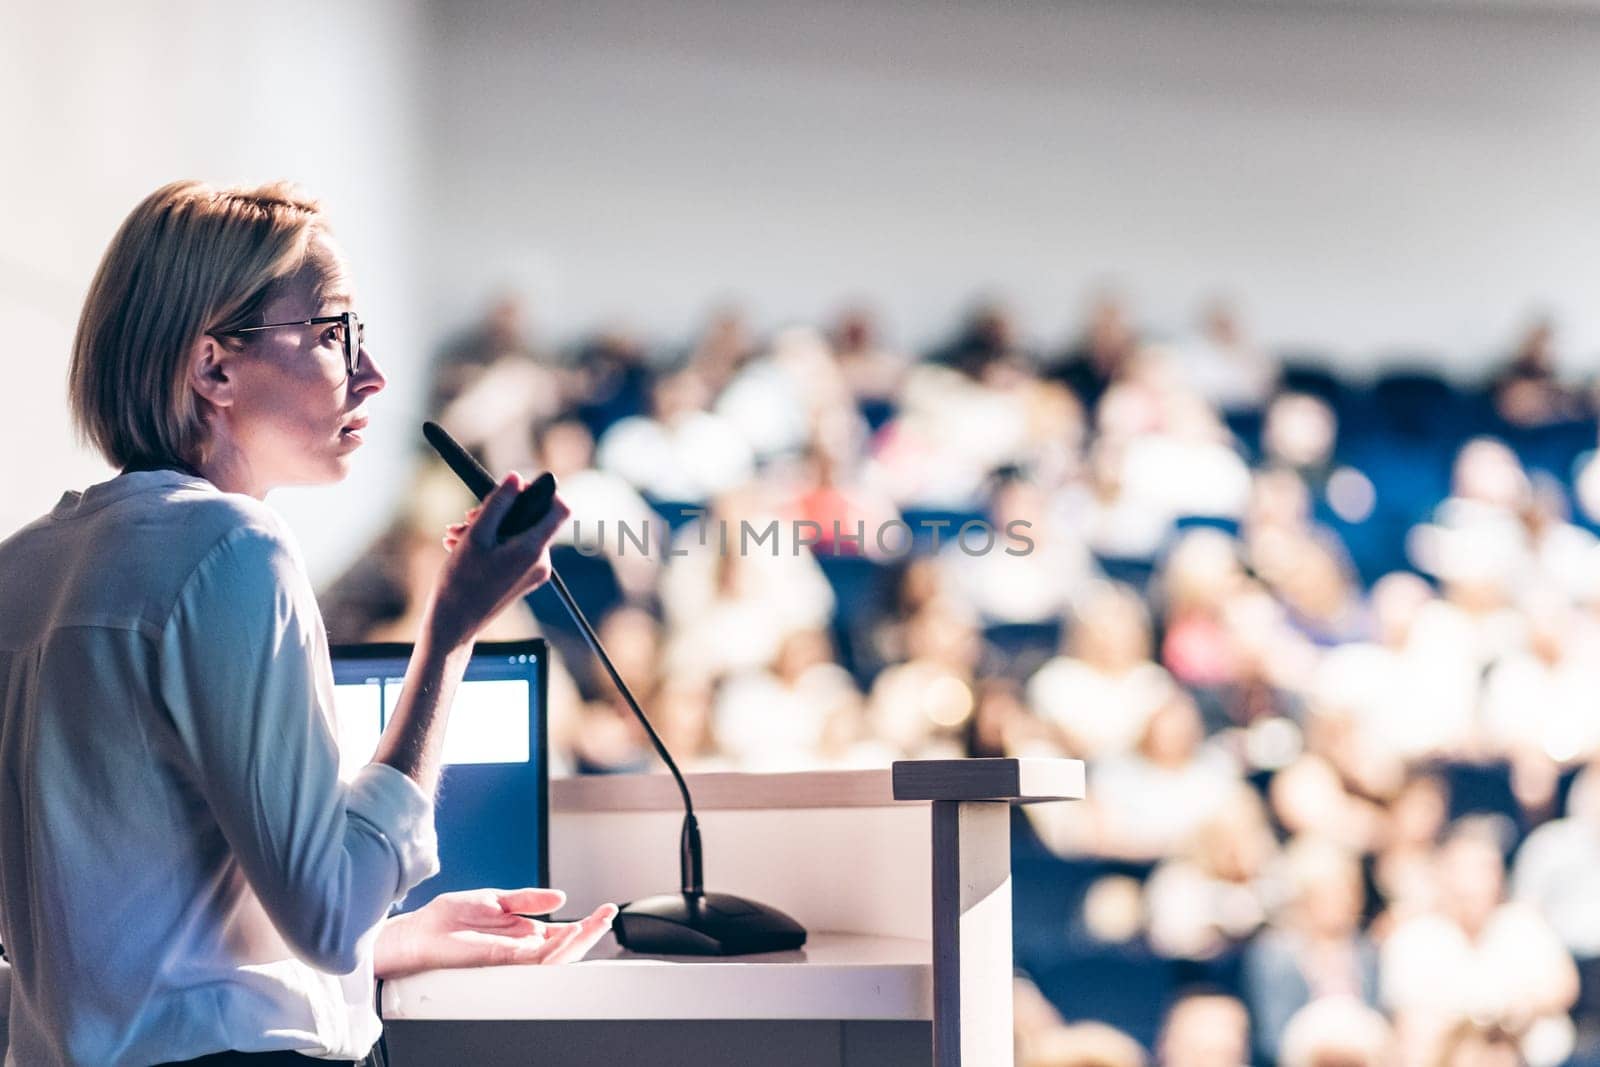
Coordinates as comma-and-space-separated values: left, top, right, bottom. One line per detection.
426, 473, 569, 648
373, 887, 619, 980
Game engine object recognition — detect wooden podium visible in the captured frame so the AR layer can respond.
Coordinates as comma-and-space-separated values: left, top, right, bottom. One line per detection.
383, 757, 1084, 1067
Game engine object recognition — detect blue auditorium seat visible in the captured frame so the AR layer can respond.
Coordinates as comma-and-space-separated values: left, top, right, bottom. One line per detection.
813, 553, 902, 688
1092, 553, 1157, 594
642, 496, 712, 534
1027, 950, 1178, 1052
983, 620, 1064, 681
1500, 418, 1594, 488
1223, 410, 1265, 463
858, 397, 897, 432
525, 546, 625, 697
1173, 515, 1241, 537
1435, 759, 1528, 847
900, 507, 989, 551
1368, 369, 1460, 441
1278, 361, 1345, 409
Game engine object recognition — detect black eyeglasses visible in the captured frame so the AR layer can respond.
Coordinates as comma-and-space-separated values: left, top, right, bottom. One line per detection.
213, 310, 365, 378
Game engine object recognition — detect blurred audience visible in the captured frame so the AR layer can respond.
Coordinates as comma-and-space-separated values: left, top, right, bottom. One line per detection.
325, 292, 1600, 1067
1156, 992, 1250, 1067
1243, 837, 1381, 1061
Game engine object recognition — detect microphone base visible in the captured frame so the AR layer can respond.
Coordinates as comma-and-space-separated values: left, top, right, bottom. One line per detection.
613, 891, 807, 956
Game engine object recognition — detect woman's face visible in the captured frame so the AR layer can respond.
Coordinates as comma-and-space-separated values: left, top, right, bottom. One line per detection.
208, 231, 385, 494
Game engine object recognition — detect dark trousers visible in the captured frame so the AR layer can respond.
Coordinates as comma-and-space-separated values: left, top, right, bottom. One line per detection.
159, 1045, 384, 1067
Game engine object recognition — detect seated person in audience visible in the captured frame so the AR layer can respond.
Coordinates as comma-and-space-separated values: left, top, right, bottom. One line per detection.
1016, 381, 1089, 494
867, 599, 983, 760
1080, 434, 1177, 563
573, 671, 726, 775
1260, 393, 1338, 492
1277, 997, 1394, 1067
1050, 291, 1139, 411
1158, 528, 1248, 695
1026, 582, 1175, 759
1492, 317, 1584, 428
1512, 761, 1600, 961
713, 628, 864, 772
682, 303, 758, 397
939, 473, 1098, 626
426, 291, 548, 416
1243, 837, 1381, 1062
1094, 363, 1253, 529
1156, 991, 1251, 1067
1419, 439, 1596, 615
1269, 754, 1385, 855
658, 488, 836, 677
964, 676, 1047, 759
1481, 593, 1600, 768
869, 301, 1037, 508
1153, 529, 1305, 736
716, 325, 866, 465
1270, 534, 1369, 647
1433, 1021, 1530, 1067
1090, 691, 1238, 860
565, 325, 655, 438
1173, 299, 1276, 415
1014, 974, 1069, 1064
781, 439, 901, 558
533, 416, 662, 599
1023, 1023, 1148, 1067
931, 300, 1035, 381
596, 367, 754, 501
1312, 572, 1478, 762
1145, 785, 1278, 961
1370, 770, 1451, 932
830, 304, 911, 409
1381, 819, 1578, 1067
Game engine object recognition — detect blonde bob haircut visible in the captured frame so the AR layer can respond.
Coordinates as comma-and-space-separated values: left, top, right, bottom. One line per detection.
69, 179, 325, 470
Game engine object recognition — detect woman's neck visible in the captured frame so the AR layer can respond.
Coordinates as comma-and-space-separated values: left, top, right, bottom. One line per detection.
195, 437, 267, 499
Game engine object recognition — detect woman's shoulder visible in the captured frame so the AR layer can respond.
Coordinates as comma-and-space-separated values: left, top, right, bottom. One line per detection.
0, 478, 309, 639
164, 484, 291, 545
151, 493, 316, 627
160, 491, 307, 589
91, 479, 299, 578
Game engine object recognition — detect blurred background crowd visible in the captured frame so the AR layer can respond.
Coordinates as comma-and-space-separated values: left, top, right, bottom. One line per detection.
320, 292, 1600, 1067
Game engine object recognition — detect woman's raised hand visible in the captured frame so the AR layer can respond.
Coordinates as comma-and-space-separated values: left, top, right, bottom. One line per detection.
426, 473, 569, 648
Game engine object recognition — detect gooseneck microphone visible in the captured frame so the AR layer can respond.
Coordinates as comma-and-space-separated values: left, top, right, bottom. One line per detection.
422, 421, 806, 956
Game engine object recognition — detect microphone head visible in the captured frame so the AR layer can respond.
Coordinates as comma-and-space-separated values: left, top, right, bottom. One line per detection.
422, 421, 497, 500
424, 421, 560, 540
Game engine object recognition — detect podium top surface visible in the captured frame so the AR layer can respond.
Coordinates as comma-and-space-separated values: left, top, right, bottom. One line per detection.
381, 933, 933, 1021
552, 758, 1084, 813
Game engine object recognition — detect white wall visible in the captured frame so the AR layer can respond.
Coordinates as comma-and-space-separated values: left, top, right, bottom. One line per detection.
8, 0, 1600, 565
0, 0, 428, 580
421, 0, 1600, 375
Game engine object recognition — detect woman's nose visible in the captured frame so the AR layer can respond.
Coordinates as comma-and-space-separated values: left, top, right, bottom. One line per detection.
353, 346, 386, 395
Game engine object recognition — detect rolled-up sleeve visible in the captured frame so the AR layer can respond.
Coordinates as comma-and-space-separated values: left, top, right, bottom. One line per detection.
157, 525, 439, 975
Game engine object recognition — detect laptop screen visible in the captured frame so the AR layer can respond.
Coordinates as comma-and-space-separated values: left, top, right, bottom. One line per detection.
329, 639, 549, 912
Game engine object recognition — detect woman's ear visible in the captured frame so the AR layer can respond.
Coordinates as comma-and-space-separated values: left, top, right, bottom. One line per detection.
188, 334, 235, 410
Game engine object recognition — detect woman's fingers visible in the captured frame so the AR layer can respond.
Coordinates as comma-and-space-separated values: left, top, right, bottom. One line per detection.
541, 905, 618, 966
500, 887, 567, 916
468, 473, 527, 548
502, 491, 571, 556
